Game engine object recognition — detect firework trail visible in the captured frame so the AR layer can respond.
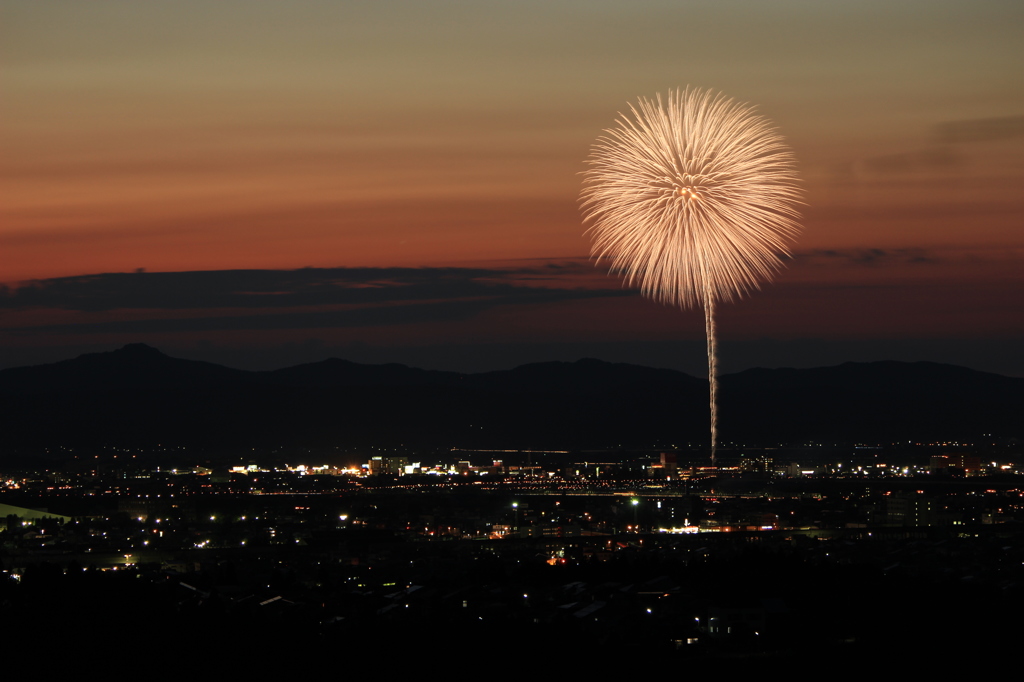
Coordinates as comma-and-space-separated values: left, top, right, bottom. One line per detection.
581, 88, 802, 463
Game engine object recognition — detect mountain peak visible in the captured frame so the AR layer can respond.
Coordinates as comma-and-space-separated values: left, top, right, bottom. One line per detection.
113, 343, 165, 357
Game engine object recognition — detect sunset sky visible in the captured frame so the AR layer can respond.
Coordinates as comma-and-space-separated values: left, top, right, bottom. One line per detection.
3, 1, 1022, 375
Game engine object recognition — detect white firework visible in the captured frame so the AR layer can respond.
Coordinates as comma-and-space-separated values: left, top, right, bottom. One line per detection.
581, 88, 802, 462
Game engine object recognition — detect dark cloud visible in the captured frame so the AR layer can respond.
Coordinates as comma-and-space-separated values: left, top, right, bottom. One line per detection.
935, 115, 1024, 144
11, 289, 630, 336
0, 263, 607, 313
794, 248, 938, 266
1, 263, 634, 335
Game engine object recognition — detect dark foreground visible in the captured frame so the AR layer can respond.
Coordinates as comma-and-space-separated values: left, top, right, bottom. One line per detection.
4, 523, 1022, 672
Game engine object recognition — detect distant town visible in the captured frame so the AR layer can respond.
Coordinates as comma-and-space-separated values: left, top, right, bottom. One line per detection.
4, 441, 1022, 550
3, 440, 1023, 663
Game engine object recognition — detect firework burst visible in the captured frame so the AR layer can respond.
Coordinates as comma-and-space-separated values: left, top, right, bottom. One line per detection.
581, 88, 802, 462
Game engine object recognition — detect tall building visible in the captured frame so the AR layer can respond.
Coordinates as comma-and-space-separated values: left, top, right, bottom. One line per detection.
368, 456, 409, 476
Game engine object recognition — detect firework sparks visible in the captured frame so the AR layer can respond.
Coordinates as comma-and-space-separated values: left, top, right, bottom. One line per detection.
581, 88, 802, 462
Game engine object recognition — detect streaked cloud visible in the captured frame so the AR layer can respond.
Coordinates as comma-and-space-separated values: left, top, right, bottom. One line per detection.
0, 263, 632, 334
794, 248, 938, 266
935, 115, 1024, 144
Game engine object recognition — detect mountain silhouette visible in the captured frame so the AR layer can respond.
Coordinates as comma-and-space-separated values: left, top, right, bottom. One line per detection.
0, 345, 1020, 450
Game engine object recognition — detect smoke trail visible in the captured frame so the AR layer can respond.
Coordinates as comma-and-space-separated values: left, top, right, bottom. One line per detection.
703, 288, 718, 465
